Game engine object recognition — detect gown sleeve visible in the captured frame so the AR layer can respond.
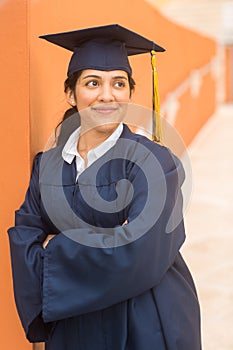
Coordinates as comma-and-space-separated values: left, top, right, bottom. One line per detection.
41, 144, 186, 323
8, 153, 52, 342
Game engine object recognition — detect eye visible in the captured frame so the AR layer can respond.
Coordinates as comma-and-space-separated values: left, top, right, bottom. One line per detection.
114, 80, 126, 88
86, 80, 99, 87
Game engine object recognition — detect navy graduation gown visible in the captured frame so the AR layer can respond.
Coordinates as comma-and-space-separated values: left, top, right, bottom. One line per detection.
8, 125, 201, 349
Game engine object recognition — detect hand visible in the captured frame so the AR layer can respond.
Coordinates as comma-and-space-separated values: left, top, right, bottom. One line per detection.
42, 234, 56, 249
122, 220, 128, 226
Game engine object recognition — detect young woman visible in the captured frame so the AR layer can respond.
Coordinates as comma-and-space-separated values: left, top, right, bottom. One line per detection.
8, 24, 202, 350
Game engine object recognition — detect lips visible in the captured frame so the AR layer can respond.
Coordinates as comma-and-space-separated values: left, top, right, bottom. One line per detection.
91, 104, 119, 115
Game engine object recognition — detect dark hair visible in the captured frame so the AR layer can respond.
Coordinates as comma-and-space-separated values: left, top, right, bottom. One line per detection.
55, 71, 83, 142
64, 70, 83, 94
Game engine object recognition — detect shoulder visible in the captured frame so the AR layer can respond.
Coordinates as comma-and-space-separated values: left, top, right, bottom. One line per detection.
31, 146, 65, 181
32, 145, 64, 166
122, 124, 181, 173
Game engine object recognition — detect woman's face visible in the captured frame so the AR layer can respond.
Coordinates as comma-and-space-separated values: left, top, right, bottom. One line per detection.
66, 69, 133, 133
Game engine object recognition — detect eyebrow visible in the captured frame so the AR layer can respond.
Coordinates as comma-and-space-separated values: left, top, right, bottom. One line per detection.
82, 75, 100, 80
113, 76, 128, 80
82, 74, 128, 80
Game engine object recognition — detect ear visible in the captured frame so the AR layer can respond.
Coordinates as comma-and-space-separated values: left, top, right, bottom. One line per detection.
66, 89, 76, 107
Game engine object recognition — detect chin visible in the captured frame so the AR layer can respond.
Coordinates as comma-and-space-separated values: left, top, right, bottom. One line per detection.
94, 122, 120, 134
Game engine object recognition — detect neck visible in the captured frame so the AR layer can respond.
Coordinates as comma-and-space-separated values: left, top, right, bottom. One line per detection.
77, 123, 120, 158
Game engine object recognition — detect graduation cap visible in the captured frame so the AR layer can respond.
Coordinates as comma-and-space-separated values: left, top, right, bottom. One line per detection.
39, 24, 165, 142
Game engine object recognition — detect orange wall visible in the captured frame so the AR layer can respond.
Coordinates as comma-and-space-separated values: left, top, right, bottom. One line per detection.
1, 0, 218, 348
0, 0, 31, 349
173, 73, 216, 145
225, 45, 233, 102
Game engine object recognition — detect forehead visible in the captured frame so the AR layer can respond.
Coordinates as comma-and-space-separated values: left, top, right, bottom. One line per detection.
79, 69, 129, 79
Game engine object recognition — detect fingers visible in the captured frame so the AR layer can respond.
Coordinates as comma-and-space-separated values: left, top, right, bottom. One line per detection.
42, 234, 56, 249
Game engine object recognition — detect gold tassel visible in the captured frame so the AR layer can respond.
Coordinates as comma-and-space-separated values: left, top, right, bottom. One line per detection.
151, 50, 162, 143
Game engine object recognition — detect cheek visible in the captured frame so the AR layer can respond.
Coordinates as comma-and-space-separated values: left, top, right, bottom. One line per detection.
115, 90, 131, 102
75, 90, 97, 109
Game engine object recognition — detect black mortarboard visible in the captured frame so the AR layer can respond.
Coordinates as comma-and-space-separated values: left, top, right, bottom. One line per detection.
39, 24, 165, 142
39, 24, 165, 76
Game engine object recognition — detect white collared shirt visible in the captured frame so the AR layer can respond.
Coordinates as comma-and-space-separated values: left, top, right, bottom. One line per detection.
62, 123, 123, 179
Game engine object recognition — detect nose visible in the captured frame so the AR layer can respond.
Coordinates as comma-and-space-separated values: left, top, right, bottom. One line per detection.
97, 83, 114, 102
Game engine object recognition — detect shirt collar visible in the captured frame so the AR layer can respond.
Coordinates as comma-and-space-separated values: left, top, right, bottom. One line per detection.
62, 123, 123, 166
62, 127, 80, 164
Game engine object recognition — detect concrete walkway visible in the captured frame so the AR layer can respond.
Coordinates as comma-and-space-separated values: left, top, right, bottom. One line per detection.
182, 103, 233, 350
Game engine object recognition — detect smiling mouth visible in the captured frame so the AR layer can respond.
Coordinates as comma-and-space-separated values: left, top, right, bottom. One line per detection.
91, 105, 119, 115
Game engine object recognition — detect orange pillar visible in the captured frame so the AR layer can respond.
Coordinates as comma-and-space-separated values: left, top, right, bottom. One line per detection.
225, 45, 233, 102
0, 1, 31, 349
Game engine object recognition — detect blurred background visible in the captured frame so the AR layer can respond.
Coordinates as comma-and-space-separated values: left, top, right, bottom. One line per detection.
0, 0, 232, 349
